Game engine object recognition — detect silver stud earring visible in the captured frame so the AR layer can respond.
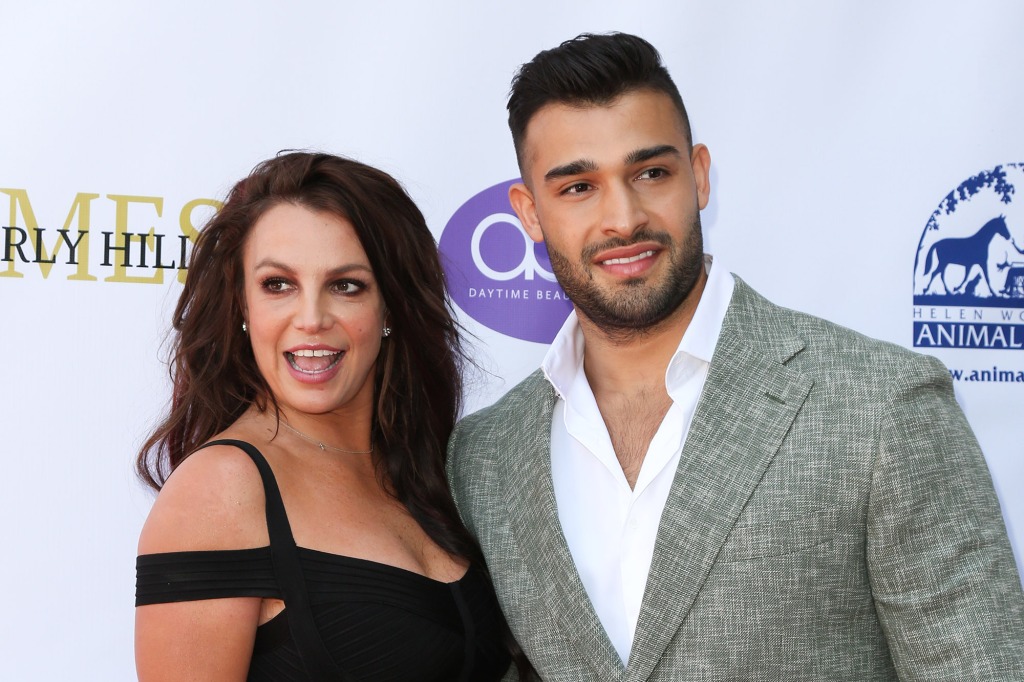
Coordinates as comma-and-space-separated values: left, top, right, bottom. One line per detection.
242, 321, 248, 333
382, 326, 391, 337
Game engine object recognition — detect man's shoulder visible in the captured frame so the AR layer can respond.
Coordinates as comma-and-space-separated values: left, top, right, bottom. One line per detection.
455, 368, 552, 442
731, 275, 943, 378
448, 369, 553, 503
450, 369, 554, 468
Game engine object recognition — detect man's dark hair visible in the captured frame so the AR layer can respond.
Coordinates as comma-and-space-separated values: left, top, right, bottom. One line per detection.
507, 32, 692, 169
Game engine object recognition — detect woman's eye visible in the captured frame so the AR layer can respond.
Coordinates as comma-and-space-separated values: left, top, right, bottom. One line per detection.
261, 278, 289, 293
332, 279, 365, 294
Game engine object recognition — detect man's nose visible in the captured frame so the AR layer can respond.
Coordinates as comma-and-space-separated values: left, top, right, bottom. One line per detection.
599, 182, 648, 238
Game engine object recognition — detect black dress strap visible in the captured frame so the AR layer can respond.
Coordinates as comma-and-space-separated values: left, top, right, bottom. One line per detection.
200, 439, 350, 682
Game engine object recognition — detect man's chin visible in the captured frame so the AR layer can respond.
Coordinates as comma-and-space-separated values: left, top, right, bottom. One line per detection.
577, 298, 680, 335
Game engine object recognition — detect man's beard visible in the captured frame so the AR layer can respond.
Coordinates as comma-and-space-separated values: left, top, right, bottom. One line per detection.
545, 216, 704, 340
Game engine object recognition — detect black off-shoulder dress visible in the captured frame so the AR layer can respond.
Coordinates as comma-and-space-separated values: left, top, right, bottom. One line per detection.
136, 440, 511, 681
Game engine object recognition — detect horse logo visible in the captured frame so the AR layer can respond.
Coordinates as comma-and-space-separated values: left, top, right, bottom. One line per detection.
913, 163, 1024, 351
913, 163, 1024, 306
920, 215, 1024, 298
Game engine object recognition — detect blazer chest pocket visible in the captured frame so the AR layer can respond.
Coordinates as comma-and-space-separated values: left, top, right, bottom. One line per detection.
715, 510, 838, 562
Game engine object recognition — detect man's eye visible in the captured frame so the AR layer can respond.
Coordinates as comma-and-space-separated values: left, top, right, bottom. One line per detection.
564, 182, 591, 195
638, 168, 667, 180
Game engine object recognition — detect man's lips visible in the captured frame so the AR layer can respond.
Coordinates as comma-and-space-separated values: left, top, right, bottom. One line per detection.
593, 242, 662, 266
600, 249, 657, 266
592, 242, 662, 278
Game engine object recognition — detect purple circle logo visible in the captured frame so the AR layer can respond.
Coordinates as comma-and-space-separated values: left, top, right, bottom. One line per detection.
439, 179, 572, 344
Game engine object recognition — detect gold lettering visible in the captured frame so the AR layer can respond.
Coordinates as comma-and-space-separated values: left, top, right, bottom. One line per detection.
0, 189, 37, 278
0, 190, 100, 280
62, 193, 99, 281
1, 191, 218, 285
177, 198, 221, 283
32, 195, 99, 279
104, 194, 164, 284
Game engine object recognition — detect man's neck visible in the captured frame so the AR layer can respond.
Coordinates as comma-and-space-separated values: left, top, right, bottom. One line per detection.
579, 267, 708, 399
577, 269, 707, 488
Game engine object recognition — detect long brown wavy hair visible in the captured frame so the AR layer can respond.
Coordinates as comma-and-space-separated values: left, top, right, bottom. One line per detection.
140, 150, 471, 537
137, 152, 533, 678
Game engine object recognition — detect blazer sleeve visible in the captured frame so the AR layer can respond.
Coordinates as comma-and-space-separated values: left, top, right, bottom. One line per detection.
867, 352, 1024, 679
446, 414, 485, 539
446, 420, 470, 525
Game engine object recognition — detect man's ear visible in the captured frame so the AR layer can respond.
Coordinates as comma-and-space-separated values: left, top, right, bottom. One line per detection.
509, 182, 544, 243
691, 143, 711, 211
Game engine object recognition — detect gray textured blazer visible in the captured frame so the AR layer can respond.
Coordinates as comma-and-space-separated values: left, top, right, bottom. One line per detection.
448, 277, 1024, 681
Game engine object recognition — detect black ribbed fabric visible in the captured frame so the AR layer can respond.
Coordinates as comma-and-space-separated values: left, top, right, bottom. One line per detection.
136, 440, 510, 682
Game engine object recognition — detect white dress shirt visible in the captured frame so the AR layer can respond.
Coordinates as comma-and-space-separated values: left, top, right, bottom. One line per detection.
543, 255, 734, 664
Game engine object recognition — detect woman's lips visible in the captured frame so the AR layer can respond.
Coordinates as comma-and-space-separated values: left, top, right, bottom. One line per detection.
285, 349, 343, 383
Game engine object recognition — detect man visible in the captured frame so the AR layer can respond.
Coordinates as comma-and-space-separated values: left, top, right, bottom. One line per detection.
447, 32, 1024, 681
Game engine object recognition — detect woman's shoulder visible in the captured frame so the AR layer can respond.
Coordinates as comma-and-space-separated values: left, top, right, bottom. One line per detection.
137, 438, 270, 556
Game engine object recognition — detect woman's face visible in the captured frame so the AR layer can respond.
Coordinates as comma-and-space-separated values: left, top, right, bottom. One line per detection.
241, 202, 386, 418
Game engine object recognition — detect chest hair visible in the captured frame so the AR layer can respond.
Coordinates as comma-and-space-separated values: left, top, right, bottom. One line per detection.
598, 388, 673, 489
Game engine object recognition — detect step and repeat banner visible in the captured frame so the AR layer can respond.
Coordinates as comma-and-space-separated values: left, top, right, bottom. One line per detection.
2, 2, 1021, 679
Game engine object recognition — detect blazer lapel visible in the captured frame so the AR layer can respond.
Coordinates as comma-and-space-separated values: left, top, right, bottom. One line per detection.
626, 279, 813, 681
501, 375, 626, 681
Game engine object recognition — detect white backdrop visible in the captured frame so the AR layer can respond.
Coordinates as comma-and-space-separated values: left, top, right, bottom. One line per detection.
2, 2, 1021, 679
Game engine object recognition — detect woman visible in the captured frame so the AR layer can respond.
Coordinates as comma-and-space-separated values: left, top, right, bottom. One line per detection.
135, 152, 529, 681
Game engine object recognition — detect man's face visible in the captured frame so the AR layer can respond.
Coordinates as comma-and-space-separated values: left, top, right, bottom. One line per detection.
509, 89, 711, 338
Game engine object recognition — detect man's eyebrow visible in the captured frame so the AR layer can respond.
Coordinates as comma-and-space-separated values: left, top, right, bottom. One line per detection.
626, 144, 682, 165
544, 159, 598, 182
542, 146, 682, 183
